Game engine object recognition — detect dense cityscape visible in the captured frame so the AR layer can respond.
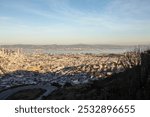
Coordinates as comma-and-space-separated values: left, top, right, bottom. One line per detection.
0, 46, 145, 100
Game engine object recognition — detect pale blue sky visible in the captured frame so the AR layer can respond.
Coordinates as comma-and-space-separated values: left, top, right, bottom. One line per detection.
0, 0, 150, 45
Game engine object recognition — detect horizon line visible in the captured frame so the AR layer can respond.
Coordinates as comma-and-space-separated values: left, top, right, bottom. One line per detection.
0, 43, 150, 46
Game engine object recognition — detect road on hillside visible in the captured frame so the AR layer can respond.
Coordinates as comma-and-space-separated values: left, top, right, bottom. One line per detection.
0, 84, 57, 100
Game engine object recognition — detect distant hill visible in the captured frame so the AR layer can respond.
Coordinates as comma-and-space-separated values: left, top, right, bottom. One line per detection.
0, 44, 136, 50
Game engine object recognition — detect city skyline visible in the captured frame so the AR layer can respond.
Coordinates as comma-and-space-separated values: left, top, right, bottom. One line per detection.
0, 0, 150, 45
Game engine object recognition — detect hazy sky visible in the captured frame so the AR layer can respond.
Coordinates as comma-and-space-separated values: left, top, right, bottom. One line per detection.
0, 0, 150, 45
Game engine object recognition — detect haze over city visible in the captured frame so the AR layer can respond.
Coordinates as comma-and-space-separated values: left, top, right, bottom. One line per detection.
0, 0, 150, 45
